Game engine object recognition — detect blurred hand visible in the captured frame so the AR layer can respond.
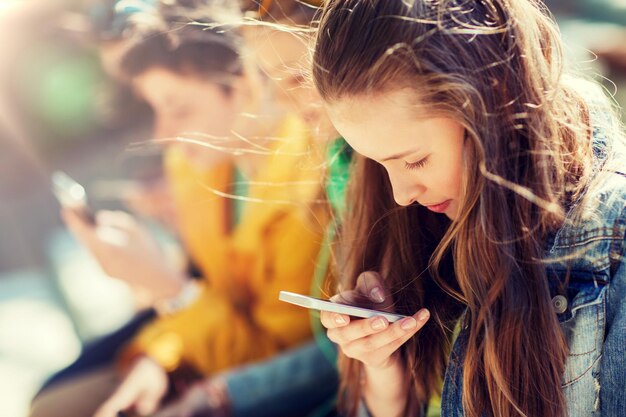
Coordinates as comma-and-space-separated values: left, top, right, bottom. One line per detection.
62, 208, 185, 302
94, 356, 169, 417
150, 378, 230, 417
124, 179, 177, 231
320, 271, 430, 371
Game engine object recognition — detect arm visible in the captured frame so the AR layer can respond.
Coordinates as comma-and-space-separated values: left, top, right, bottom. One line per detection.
150, 341, 338, 417
320, 272, 430, 417
223, 341, 338, 417
96, 282, 279, 417
361, 359, 412, 417
107, 213, 330, 417
121, 207, 327, 374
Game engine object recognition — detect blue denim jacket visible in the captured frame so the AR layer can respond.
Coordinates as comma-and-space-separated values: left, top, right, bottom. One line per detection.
442, 129, 626, 415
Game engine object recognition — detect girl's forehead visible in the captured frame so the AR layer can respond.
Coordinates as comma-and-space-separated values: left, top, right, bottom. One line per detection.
326, 91, 465, 158
244, 27, 309, 75
326, 89, 427, 124
133, 68, 223, 108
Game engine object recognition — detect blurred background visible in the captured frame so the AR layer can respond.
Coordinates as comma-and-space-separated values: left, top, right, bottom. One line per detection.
0, 1, 624, 416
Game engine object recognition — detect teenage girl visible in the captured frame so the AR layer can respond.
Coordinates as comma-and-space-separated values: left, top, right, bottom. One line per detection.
313, 1, 626, 416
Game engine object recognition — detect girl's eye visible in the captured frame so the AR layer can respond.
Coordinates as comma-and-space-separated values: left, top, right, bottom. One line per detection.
285, 72, 306, 89
404, 157, 429, 170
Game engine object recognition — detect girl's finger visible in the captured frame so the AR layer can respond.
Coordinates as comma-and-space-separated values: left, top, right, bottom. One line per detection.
320, 310, 350, 329
326, 315, 391, 344
329, 290, 363, 305
62, 208, 94, 239
93, 369, 141, 417
366, 319, 429, 368
319, 288, 367, 329
344, 309, 429, 357
354, 271, 395, 312
135, 390, 162, 416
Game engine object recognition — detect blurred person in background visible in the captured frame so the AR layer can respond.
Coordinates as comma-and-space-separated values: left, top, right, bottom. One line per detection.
149, 1, 358, 416
30, 1, 330, 417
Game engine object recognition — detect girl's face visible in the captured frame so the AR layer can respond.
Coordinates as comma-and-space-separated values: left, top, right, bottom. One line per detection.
244, 27, 323, 127
133, 67, 245, 169
326, 89, 466, 220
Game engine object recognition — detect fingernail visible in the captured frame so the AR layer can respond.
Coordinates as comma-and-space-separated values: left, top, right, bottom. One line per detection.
400, 317, 417, 330
418, 309, 430, 322
371, 318, 387, 331
334, 314, 347, 325
370, 287, 385, 303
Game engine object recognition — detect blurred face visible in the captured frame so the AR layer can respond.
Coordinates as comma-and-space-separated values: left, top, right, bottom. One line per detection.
244, 27, 323, 127
326, 89, 466, 220
133, 67, 244, 169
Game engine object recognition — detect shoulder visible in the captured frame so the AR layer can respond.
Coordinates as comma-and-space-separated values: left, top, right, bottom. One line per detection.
547, 79, 626, 273
548, 168, 626, 275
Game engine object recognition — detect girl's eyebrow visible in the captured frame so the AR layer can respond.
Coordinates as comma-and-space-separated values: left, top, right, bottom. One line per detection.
381, 148, 422, 162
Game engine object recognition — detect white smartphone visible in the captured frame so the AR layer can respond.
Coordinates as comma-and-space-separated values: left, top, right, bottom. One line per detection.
279, 291, 407, 323
51, 171, 96, 224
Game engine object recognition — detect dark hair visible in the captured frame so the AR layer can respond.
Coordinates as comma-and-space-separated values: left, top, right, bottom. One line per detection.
119, 30, 243, 81
95, 0, 245, 84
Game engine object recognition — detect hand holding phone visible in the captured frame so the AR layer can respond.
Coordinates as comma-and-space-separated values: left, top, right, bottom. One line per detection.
279, 291, 407, 322
306, 272, 431, 379
51, 171, 96, 224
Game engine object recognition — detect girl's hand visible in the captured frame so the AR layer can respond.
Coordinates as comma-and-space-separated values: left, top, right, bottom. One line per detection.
150, 378, 230, 417
93, 356, 169, 417
123, 179, 178, 232
62, 209, 185, 303
320, 271, 430, 370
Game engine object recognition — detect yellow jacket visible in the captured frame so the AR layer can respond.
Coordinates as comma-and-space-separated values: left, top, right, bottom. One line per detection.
121, 115, 328, 374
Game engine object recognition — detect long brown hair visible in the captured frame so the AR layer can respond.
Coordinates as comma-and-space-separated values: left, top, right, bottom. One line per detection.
312, 1, 602, 416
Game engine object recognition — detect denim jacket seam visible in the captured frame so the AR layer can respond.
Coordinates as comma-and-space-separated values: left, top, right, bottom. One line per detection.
568, 285, 607, 313
553, 227, 618, 247
588, 257, 612, 272
561, 354, 603, 388
546, 253, 611, 276
609, 204, 626, 276
550, 203, 625, 274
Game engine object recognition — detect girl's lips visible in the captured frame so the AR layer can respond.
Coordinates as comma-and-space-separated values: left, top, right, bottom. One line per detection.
425, 200, 451, 213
